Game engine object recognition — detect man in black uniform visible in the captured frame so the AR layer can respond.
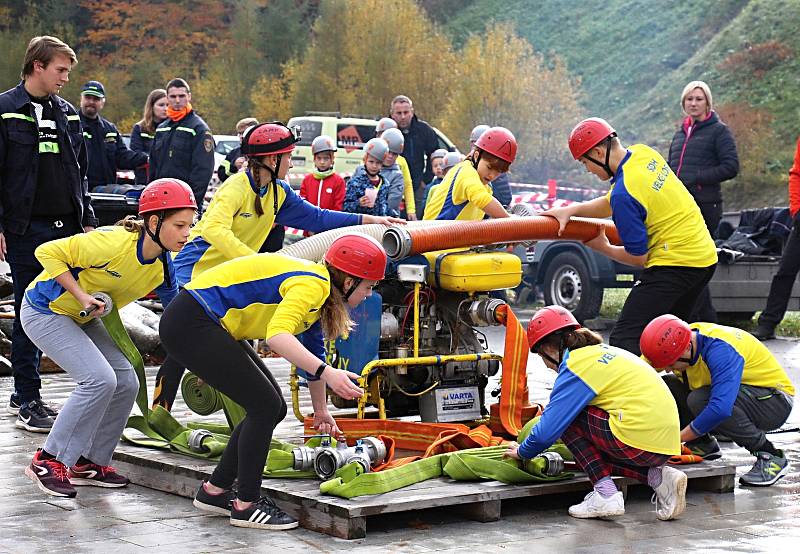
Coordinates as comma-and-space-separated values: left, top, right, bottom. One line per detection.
149, 78, 214, 211
0, 36, 97, 432
78, 80, 148, 191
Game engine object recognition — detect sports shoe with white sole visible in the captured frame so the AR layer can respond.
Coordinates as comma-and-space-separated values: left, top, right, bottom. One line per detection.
25, 449, 76, 498
230, 496, 299, 530
568, 490, 625, 519
193, 481, 235, 516
68, 463, 129, 487
652, 465, 687, 520
15, 399, 54, 433
739, 451, 789, 486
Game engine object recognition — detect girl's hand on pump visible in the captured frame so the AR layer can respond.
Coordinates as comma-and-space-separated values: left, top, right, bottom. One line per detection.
321, 366, 363, 399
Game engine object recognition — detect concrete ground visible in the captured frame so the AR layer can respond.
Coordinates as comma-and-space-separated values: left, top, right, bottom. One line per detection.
1, 317, 799, 552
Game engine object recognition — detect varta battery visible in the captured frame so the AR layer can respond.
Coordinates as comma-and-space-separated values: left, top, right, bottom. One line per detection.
421, 250, 522, 292
419, 385, 482, 423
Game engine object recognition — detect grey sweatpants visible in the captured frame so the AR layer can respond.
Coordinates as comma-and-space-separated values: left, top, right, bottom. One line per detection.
664, 374, 793, 453
20, 298, 138, 467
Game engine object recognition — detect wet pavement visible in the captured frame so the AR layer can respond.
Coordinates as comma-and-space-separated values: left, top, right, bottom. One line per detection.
1, 318, 799, 552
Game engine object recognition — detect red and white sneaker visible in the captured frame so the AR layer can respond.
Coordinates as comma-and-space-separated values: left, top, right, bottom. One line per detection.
25, 450, 77, 498
68, 462, 130, 488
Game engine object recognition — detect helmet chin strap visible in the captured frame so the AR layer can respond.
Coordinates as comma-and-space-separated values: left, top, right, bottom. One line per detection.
536, 333, 569, 370
677, 340, 695, 365
582, 136, 616, 179
341, 277, 362, 301
471, 150, 482, 170
143, 211, 172, 286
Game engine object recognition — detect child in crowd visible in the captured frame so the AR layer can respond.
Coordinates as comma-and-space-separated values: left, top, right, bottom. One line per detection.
217, 117, 259, 183
379, 128, 410, 218
418, 148, 448, 217
299, 135, 346, 235
375, 117, 416, 219
343, 138, 392, 216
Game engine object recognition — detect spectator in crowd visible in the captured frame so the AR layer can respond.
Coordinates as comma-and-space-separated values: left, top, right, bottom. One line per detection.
389, 95, 438, 208
217, 117, 259, 183
78, 80, 147, 191
0, 36, 97, 432
379, 128, 411, 217
752, 135, 800, 340
668, 81, 739, 322
376, 117, 416, 219
130, 89, 167, 186
299, 135, 346, 235
149, 78, 215, 212
343, 138, 391, 216
418, 148, 447, 217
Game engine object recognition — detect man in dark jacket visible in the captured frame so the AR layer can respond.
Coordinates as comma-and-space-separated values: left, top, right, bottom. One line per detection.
390, 95, 439, 207
0, 36, 98, 432
78, 80, 148, 190
149, 78, 214, 211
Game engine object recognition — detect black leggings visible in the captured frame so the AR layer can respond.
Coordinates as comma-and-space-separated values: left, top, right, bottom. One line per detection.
609, 264, 716, 355
159, 290, 287, 501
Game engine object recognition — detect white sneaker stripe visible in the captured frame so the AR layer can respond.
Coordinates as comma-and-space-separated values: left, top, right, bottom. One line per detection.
248, 510, 261, 522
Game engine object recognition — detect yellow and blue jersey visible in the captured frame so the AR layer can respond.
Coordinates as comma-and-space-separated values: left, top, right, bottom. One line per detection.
397, 154, 416, 215
422, 160, 494, 221
519, 344, 680, 458
606, 145, 717, 269
25, 226, 176, 323
173, 171, 361, 286
185, 254, 331, 376
677, 322, 795, 436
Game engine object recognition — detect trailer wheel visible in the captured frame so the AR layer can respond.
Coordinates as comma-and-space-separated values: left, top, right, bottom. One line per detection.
543, 252, 603, 323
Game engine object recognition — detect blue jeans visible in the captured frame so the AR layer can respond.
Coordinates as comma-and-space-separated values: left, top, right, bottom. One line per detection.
4, 216, 82, 403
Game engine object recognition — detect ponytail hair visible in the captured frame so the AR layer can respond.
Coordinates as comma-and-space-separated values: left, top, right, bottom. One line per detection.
116, 208, 190, 235
538, 326, 603, 353
319, 264, 355, 340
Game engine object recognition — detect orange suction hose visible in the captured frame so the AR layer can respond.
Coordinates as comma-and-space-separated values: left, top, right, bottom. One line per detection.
382, 216, 621, 259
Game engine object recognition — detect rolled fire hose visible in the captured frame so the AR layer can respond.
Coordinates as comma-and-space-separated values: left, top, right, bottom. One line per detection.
277, 220, 451, 262
383, 216, 622, 260
79, 292, 113, 318
180, 372, 246, 430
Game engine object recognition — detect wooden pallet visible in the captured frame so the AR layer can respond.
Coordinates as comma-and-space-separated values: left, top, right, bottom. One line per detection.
112, 444, 736, 539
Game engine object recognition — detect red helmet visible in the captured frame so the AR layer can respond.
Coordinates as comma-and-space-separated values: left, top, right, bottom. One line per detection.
139, 178, 197, 215
324, 234, 387, 281
568, 118, 616, 160
475, 126, 517, 163
527, 305, 580, 350
241, 122, 300, 157
640, 314, 692, 369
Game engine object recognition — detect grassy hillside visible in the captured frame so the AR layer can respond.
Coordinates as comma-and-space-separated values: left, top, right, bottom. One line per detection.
441, 0, 798, 208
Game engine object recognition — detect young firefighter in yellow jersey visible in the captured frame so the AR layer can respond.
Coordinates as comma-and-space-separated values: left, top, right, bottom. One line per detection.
159, 234, 386, 531
641, 315, 794, 487
20, 179, 196, 498
506, 306, 686, 521
154, 123, 403, 410
423, 127, 515, 221
545, 118, 717, 354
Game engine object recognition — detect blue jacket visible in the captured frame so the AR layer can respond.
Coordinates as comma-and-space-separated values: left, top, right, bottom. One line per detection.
149, 111, 215, 208
377, 164, 405, 214
80, 113, 147, 189
343, 167, 391, 216
491, 173, 512, 208
0, 81, 97, 235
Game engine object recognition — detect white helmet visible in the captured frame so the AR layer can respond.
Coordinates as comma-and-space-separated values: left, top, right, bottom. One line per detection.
380, 128, 404, 154
431, 148, 448, 161
311, 135, 337, 155
470, 124, 491, 144
442, 151, 465, 172
376, 117, 398, 135
363, 137, 389, 161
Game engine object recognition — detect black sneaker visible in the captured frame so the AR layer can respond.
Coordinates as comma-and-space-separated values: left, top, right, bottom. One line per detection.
193, 481, 235, 516
230, 496, 299, 530
686, 435, 722, 460
39, 399, 59, 418
15, 400, 54, 433
6, 396, 21, 417
752, 325, 776, 341
739, 451, 789, 486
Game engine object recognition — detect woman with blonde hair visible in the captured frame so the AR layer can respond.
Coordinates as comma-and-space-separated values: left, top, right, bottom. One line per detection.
160, 233, 387, 530
130, 88, 168, 185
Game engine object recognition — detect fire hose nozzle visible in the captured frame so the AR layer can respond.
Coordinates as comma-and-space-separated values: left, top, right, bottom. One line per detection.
79, 292, 113, 318
535, 451, 565, 477
292, 436, 386, 481
459, 298, 506, 327
382, 227, 413, 260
